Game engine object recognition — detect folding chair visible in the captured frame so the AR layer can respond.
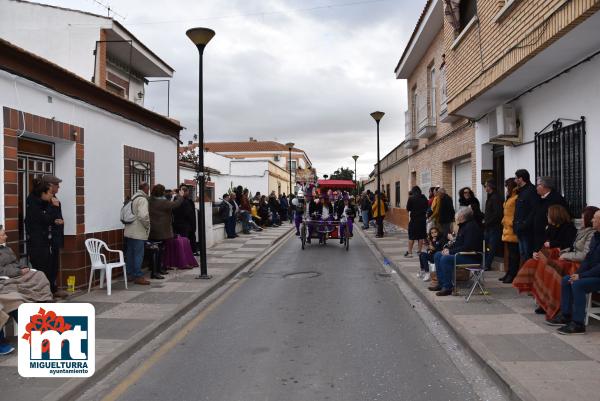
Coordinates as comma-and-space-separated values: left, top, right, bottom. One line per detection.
453, 241, 488, 302
585, 292, 600, 325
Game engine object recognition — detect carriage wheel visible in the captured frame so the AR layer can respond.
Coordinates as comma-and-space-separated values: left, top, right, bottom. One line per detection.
301, 223, 306, 250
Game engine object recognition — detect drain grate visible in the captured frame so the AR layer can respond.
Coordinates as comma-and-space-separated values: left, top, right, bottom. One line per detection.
283, 271, 322, 279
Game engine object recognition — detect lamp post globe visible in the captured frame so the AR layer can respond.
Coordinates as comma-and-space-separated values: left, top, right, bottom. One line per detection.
352, 155, 359, 196
370, 111, 384, 238
187, 27, 215, 280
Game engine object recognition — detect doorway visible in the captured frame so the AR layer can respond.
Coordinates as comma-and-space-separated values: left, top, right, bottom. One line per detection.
17, 137, 55, 256
492, 145, 505, 195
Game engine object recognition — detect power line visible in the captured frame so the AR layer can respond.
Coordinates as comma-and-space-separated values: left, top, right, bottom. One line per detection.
121, 0, 395, 26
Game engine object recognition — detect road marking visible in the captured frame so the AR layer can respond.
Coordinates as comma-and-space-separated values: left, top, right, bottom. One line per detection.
100, 230, 294, 401
100, 278, 244, 401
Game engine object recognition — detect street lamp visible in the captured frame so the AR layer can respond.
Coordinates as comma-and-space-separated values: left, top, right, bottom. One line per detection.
187, 27, 215, 280
285, 142, 295, 195
352, 155, 359, 196
370, 111, 385, 238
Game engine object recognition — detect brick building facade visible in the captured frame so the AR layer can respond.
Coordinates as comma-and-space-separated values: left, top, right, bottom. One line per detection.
395, 0, 477, 215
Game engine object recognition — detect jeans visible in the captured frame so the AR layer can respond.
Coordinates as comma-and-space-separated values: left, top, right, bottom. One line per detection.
240, 211, 250, 233
294, 211, 303, 233
518, 234, 533, 262
225, 216, 236, 238
506, 242, 520, 277
484, 227, 502, 270
361, 210, 369, 229
419, 252, 434, 272
560, 275, 600, 324
434, 251, 481, 290
125, 237, 145, 278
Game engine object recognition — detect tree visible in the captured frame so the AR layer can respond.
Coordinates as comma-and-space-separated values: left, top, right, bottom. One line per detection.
329, 167, 354, 180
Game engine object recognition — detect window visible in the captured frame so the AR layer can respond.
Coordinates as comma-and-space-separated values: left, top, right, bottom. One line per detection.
395, 181, 401, 208
429, 67, 436, 123
106, 80, 126, 98
411, 88, 418, 135
130, 160, 151, 197
535, 119, 586, 217
459, 0, 478, 31
386, 184, 391, 203
288, 160, 297, 171
420, 170, 432, 194
440, 65, 448, 105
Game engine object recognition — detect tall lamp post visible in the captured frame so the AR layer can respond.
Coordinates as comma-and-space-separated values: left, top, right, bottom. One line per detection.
352, 155, 359, 196
370, 111, 385, 238
285, 142, 295, 195
187, 27, 215, 280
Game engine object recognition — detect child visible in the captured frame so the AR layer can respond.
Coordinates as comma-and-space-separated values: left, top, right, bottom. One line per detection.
419, 227, 447, 282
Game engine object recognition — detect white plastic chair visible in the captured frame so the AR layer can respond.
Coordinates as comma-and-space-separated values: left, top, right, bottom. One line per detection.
85, 238, 127, 296
585, 292, 600, 325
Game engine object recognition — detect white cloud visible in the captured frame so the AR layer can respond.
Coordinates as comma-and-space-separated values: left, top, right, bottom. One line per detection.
32, 0, 424, 177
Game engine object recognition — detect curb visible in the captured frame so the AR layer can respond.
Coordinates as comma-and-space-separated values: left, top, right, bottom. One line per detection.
357, 228, 537, 401
46, 227, 294, 401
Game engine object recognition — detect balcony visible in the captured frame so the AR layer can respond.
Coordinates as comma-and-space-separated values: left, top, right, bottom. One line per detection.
403, 110, 419, 149
417, 102, 436, 139
440, 95, 460, 123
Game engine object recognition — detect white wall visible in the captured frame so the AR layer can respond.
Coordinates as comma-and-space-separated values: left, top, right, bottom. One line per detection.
476, 52, 600, 207
0, 69, 178, 235
0, 0, 108, 82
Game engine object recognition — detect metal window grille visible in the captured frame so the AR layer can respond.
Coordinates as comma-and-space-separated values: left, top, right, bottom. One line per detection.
395, 181, 401, 208
130, 160, 151, 197
535, 118, 586, 216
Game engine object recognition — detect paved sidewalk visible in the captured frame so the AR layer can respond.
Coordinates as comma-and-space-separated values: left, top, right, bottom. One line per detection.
0, 224, 293, 401
360, 224, 600, 401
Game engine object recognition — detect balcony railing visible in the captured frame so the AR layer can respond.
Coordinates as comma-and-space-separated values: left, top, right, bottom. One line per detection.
417, 102, 436, 139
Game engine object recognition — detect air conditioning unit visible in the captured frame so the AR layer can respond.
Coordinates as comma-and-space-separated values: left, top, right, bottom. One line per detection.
489, 104, 522, 145
274, 155, 280, 161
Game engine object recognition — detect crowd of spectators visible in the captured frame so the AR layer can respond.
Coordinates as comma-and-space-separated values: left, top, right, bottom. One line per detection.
402, 168, 600, 335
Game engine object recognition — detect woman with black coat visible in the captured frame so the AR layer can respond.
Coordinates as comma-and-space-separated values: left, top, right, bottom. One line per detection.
25, 179, 62, 293
406, 186, 429, 257
459, 187, 484, 226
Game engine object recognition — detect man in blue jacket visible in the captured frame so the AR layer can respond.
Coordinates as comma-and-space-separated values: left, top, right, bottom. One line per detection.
547, 209, 600, 334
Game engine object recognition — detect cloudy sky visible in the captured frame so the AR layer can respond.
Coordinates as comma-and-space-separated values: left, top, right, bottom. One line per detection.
36, 0, 424, 178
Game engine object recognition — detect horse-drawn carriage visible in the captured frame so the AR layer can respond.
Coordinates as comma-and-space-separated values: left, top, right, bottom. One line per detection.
294, 179, 356, 251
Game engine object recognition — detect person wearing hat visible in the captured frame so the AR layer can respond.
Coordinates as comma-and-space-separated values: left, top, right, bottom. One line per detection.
41, 174, 68, 298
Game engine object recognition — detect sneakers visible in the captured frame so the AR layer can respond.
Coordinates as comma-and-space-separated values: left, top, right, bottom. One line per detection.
0, 329, 14, 355
557, 321, 586, 335
416, 271, 424, 279
0, 342, 15, 355
534, 306, 545, 315
545, 314, 571, 327
422, 272, 431, 282
404, 252, 413, 258
436, 288, 453, 296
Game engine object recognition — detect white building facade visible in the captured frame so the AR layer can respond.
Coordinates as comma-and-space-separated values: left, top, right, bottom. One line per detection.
0, 37, 180, 288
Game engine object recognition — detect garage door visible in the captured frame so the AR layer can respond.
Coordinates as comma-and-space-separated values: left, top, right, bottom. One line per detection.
453, 159, 471, 210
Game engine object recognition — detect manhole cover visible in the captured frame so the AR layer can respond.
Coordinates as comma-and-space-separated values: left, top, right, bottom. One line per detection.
283, 271, 322, 279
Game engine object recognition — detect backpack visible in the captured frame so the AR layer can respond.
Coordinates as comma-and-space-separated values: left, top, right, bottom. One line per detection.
120, 195, 143, 225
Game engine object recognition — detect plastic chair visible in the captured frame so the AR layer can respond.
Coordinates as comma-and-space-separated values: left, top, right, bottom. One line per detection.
453, 241, 488, 302
585, 292, 600, 325
85, 238, 127, 296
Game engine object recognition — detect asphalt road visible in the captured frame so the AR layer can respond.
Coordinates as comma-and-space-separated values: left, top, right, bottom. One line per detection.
110, 231, 478, 401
